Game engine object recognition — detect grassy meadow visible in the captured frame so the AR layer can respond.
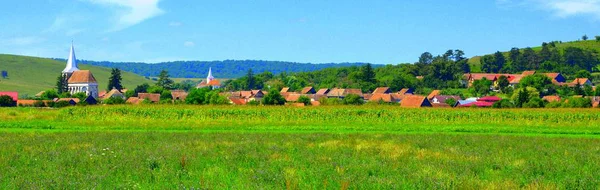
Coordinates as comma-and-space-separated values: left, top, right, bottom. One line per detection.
1, 106, 600, 189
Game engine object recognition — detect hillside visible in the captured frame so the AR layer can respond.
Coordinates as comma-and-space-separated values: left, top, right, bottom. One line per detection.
59, 59, 370, 78
0, 54, 153, 97
468, 40, 600, 73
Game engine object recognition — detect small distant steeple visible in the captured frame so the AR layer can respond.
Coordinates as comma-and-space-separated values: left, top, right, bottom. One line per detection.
63, 41, 80, 73
206, 67, 215, 83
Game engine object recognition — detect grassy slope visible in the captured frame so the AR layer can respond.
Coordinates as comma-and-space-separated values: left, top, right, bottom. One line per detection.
0, 54, 153, 96
467, 40, 600, 73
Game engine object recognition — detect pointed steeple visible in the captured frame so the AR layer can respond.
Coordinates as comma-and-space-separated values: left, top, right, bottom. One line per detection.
206, 67, 215, 83
63, 42, 80, 73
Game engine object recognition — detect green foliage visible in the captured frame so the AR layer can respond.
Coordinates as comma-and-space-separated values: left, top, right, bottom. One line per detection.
519, 74, 554, 95
512, 87, 539, 108
133, 83, 150, 97
185, 88, 211, 105
246, 69, 256, 90
205, 91, 229, 105
56, 74, 68, 94
575, 70, 591, 79
563, 98, 592, 108
107, 68, 123, 91
492, 99, 515, 108
469, 79, 492, 96
41, 89, 59, 100
582, 35, 588, 41
444, 98, 457, 107
497, 75, 510, 92
160, 90, 172, 101
125, 90, 135, 99
147, 86, 165, 94
545, 101, 563, 108
318, 97, 342, 106
156, 70, 174, 89
103, 97, 126, 105
343, 94, 364, 105
54, 100, 71, 108
596, 36, 600, 42
33, 100, 46, 107
72, 92, 87, 100
0, 95, 16, 107
59, 92, 71, 98
297, 95, 311, 106
262, 89, 286, 105
523, 97, 546, 108
246, 100, 260, 106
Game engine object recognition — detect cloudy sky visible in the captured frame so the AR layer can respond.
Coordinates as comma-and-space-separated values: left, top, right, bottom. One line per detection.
0, 0, 599, 64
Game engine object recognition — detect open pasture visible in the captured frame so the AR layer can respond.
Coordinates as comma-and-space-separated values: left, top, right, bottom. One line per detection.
1, 106, 600, 189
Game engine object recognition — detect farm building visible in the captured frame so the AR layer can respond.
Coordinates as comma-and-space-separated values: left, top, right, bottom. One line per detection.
400, 95, 432, 108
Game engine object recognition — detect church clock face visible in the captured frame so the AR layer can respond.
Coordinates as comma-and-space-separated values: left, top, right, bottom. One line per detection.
82, 87, 88, 91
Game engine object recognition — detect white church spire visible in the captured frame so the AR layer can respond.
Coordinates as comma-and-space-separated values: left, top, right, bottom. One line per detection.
206, 67, 215, 83
63, 42, 80, 73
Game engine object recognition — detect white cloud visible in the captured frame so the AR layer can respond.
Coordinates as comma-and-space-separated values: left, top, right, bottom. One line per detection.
183, 41, 195, 47
0, 36, 45, 46
169, 21, 182, 27
86, 0, 165, 31
501, 0, 600, 20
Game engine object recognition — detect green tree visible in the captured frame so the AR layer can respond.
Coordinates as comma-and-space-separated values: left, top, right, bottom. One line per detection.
262, 89, 286, 105
359, 63, 377, 91
523, 97, 545, 108
246, 69, 255, 90
582, 35, 588, 41
509, 47, 522, 72
470, 78, 492, 96
0, 95, 16, 107
418, 52, 433, 64
492, 99, 515, 108
56, 74, 68, 94
596, 36, 600, 42
519, 74, 553, 95
133, 83, 150, 97
107, 68, 123, 91
515, 88, 529, 108
297, 95, 311, 106
497, 75, 510, 92
103, 97, 126, 105
444, 98, 457, 107
72, 92, 87, 100
186, 88, 211, 105
160, 90, 172, 101
343, 94, 364, 105
584, 85, 594, 96
538, 43, 552, 63
41, 89, 59, 100
205, 91, 229, 105
521, 48, 539, 70
575, 70, 591, 79
156, 70, 174, 89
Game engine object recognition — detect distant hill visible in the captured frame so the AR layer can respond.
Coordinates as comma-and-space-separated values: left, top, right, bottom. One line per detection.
468, 40, 600, 73
0, 54, 153, 97
58, 59, 370, 78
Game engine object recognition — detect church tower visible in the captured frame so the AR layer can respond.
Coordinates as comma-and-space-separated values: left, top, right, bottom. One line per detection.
206, 67, 215, 84
62, 42, 80, 79
61, 42, 99, 98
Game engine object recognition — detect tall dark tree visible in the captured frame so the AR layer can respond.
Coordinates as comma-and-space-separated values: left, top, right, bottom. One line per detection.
493, 51, 506, 72
582, 35, 588, 41
107, 68, 123, 91
454, 49, 466, 61
521, 48, 539, 70
246, 69, 255, 90
360, 63, 377, 84
497, 75, 510, 92
56, 74, 68, 94
443, 50, 454, 60
156, 70, 174, 89
538, 43, 552, 63
509, 47, 523, 72
418, 52, 433, 64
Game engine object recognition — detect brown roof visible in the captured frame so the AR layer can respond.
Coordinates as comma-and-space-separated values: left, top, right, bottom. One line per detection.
372, 87, 391, 94
545, 73, 560, 79
35, 91, 45, 97
138, 93, 160, 103
285, 94, 302, 102
98, 90, 107, 98
369, 94, 399, 103
229, 97, 246, 105
68, 70, 97, 83
593, 101, 599, 108
431, 103, 451, 108
542, 95, 561, 102
427, 90, 441, 100
316, 88, 330, 95
103, 89, 124, 100
17, 100, 52, 106
301, 87, 316, 94
400, 95, 432, 108
171, 90, 188, 101
327, 88, 344, 97
398, 88, 412, 95
280, 87, 290, 93
57, 98, 80, 103
197, 80, 221, 88
310, 101, 321, 106
240, 91, 253, 98
346, 89, 363, 97
126, 97, 141, 104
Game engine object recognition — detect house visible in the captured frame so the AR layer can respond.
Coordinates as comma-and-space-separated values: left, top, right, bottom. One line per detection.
431, 95, 461, 104
398, 88, 414, 95
0, 92, 18, 102
542, 95, 561, 102
301, 87, 316, 94
98, 91, 107, 99
126, 97, 141, 105
138, 93, 161, 103
455, 98, 478, 107
400, 95, 432, 108
545, 73, 567, 83
232, 90, 265, 102
56, 98, 80, 105
477, 96, 501, 103
102, 88, 125, 100
568, 78, 593, 87
316, 88, 330, 95
197, 68, 221, 89
521, 70, 536, 76
171, 90, 188, 101
369, 93, 401, 103
285, 94, 302, 102
459, 101, 494, 107
427, 90, 441, 100
327, 88, 363, 98
372, 87, 391, 94
228, 97, 247, 105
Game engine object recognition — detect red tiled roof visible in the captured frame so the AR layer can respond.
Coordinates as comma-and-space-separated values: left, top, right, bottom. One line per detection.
285, 94, 302, 102
373, 87, 391, 94
460, 101, 494, 107
522, 70, 536, 76
310, 101, 321, 106
316, 88, 329, 95
398, 88, 413, 95
56, 98, 80, 104
477, 96, 501, 102
593, 101, 599, 108
427, 90, 441, 100
280, 87, 290, 93
126, 97, 141, 104
68, 70, 97, 83
370, 94, 399, 103
0, 92, 18, 101
301, 87, 315, 94
138, 93, 160, 102
229, 97, 246, 105
400, 95, 431, 108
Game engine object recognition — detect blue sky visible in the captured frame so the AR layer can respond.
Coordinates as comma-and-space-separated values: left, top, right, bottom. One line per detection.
1, 0, 599, 64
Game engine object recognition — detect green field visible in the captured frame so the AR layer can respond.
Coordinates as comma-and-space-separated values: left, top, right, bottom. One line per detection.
0, 54, 153, 97
1, 106, 600, 189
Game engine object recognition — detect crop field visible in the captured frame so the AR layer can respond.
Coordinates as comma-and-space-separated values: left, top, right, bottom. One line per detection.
1, 106, 600, 189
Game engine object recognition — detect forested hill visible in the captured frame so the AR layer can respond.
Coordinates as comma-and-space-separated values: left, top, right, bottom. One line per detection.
55, 59, 370, 78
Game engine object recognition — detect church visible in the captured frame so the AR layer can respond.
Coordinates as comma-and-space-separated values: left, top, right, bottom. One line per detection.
197, 67, 221, 89
62, 43, 99, 98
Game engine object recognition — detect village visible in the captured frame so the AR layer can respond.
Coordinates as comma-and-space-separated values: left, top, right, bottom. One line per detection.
0, 44, 599, 108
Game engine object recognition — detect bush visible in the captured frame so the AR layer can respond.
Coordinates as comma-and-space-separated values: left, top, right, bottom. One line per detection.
262, 89, 286, 105
247, 100, 260, 106
545, 101, 563, 108
297, 96, 311, 106
492, 99, 515, 108
186, 88, 210, 105
33, 101, 47, 107
523, 97, 546, 108
54, 100, 71, 108
41, 89, 59, 100
319, 97, 343, 106
343, 94, 364, 105
444, 98, 457, 107
0, 95, 16, 107
563, 98, 592, 108
103, 97, 126, 105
